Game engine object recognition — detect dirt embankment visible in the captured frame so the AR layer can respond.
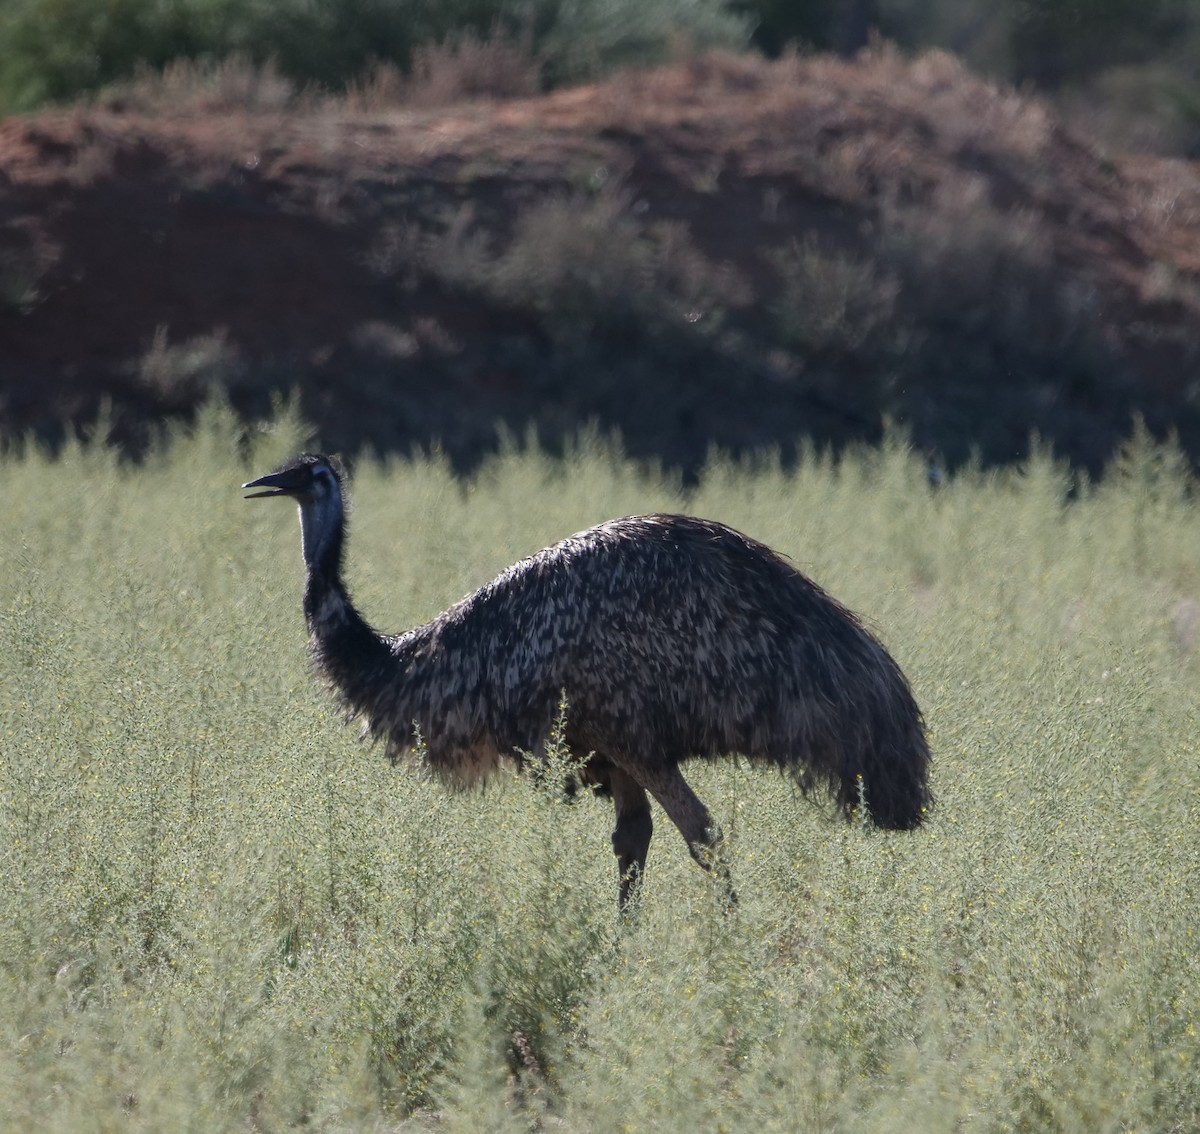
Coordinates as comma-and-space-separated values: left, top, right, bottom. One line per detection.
3, 48, 1200, 473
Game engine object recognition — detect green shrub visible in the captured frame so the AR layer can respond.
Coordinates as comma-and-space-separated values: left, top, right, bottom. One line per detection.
771, 235, 900, 358
403, 186, 746, 344
537, 0, 748, 85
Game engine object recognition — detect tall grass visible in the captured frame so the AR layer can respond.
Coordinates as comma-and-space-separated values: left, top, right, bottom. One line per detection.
1, 405, 1198, 1130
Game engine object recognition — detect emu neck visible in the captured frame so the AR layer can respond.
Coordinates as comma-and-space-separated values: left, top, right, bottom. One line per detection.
297, 489, 355, 634
296, 490, 396, 702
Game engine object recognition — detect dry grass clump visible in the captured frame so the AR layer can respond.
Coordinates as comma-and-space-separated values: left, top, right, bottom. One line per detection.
903, 48, 1055, 160
96, 55, 303, 115
134, 327, 244, 403
347, 28, 542, 112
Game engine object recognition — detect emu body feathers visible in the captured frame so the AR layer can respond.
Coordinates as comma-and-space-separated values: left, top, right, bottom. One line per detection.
245, 452, 931, 908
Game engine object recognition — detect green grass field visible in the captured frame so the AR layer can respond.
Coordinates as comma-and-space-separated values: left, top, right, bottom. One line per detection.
2, 404, 1198, 1131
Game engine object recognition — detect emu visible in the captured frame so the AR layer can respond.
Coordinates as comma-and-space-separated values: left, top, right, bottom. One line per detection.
244, 453, 931, 909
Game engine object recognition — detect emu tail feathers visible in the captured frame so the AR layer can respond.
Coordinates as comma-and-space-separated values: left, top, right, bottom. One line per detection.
834, 687, 931, 830
771, 639, 932, 829
843, 717, 931, 830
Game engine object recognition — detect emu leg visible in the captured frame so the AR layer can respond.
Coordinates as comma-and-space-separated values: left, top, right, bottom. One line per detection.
637, 764, 737, 907
609, 767, 653, 912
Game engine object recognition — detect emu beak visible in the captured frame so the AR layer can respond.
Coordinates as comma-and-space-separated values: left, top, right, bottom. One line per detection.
242, 471, 293, 499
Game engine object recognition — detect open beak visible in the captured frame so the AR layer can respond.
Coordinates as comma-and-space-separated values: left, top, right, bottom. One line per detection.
242, 471, 295, 499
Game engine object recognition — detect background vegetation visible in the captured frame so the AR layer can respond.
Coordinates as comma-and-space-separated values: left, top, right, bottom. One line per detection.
3, 1, 1198, 484
2, 404, 1198, 1130
1, 0, 1196, 153
849, 0, 1200, 155
0, 0, 748, 111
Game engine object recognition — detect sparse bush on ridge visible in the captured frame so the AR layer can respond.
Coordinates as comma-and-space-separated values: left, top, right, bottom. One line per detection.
879, 177, 1061, 346
80, 152, 1186, 478
1, 404, 1198, 1130
2, 0, 1196, 158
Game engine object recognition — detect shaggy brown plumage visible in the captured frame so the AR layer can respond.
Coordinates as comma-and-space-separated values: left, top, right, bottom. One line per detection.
245, 453, 931, 909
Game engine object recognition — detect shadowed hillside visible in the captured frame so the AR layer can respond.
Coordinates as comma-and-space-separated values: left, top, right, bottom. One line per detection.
3, 47, 1200, 472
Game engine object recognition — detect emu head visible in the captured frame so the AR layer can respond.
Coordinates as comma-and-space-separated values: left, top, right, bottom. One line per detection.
244, 453, 346, 569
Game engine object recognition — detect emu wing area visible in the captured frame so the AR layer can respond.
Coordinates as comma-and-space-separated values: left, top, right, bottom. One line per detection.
394, 514, 889, 787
